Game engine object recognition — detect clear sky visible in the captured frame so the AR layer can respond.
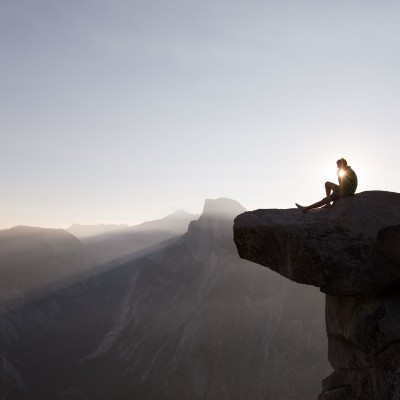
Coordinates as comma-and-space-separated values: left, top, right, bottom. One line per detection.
2, 0, 400, 228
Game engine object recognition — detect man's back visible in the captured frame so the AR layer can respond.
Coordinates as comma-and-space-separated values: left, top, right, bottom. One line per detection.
339, 166, 358, 195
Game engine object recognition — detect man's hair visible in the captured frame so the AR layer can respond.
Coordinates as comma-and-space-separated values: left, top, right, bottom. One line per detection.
337, 158, 348, 167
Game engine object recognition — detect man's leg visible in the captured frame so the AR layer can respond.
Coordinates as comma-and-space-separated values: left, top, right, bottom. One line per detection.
295, 182, 339, 212
303, 195, 333, 211
296, 195, 334, 212
325, 181, 338, 197
323, 182, 340, 208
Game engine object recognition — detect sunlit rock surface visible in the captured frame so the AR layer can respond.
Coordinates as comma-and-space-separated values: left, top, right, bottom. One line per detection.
233, 191, 400, 400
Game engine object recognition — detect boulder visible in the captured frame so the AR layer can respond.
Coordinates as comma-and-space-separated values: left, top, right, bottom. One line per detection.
233, 191, 400, 297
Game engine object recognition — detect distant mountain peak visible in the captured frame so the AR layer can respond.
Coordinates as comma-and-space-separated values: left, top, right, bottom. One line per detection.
201, 198, 246, 219
163, 210, 199, 220
5, 225, 74, 239
10, 225, 65, 232
66, 224, 129, 239
134, 210, 198, 232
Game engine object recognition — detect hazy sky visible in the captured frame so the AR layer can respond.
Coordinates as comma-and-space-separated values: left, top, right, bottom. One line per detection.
2, 0, 400, 228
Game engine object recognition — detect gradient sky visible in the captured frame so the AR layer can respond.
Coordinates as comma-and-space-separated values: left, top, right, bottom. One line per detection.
2, 0, 400, 228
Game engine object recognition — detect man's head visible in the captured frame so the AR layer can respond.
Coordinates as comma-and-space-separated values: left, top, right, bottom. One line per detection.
336, 158, 348, 169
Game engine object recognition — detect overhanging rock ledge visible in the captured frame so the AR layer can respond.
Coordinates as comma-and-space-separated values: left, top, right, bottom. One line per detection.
233, 191, 400, 400
233, 191, 400, 297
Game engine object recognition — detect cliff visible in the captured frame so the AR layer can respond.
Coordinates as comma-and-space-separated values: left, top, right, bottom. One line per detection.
233, 191, 400, 400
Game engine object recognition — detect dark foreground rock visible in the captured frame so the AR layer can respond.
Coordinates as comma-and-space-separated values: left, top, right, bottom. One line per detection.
233, 191, 400, 400
382, 368, 400, 400
234, 191, 400, 297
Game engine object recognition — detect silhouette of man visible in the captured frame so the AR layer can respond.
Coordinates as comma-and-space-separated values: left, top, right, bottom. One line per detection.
296, 158, 358, 212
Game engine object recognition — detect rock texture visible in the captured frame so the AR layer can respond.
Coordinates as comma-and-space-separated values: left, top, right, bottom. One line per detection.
382, 368, 400, 400
233, 191, 400, 400
234, 191, 400, 297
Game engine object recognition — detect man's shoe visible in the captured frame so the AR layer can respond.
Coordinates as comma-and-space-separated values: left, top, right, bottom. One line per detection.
295, 203, 306, 213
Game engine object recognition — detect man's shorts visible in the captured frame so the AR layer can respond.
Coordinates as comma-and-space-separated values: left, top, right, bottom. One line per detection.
331, 188, 355, 201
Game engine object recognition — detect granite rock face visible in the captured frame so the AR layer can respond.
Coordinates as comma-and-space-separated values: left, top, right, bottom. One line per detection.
382, 368, 400, 400
233, 191, 400, 400
234, 191, 400, 297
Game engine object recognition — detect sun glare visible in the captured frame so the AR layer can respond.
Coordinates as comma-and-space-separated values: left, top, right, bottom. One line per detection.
338, 169, 346, 177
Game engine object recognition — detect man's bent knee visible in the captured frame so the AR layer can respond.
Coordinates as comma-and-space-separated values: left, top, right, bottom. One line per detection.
325, 181, 339, 191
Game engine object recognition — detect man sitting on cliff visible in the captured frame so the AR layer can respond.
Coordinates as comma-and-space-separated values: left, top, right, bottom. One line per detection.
295, 158, 358, 212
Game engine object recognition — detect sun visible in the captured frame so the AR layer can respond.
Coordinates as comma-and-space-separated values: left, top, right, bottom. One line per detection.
338, 169, 346, 177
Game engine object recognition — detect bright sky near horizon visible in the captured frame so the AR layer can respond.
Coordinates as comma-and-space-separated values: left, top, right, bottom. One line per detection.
2, 0, 400, 228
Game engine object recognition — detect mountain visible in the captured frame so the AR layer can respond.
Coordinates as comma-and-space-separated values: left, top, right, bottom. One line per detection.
0, 226, 90, 304
132, 210, 200, 233
0, 199, 329, 400
80, 198, 329, 399
0, 226, 91, 399
66, 224, 129, 239
80, 210, 198, 267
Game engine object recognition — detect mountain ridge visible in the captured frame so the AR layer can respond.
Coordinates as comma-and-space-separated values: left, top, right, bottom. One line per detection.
0, 197, 329, 399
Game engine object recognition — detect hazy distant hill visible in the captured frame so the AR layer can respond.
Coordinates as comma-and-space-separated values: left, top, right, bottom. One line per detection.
0, 199, 329, 400
79, 198, 329, 399
0, 226, 90, 304
66, 223, 129, 239
0, 210, 196, 305
80, 210, 198, 266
